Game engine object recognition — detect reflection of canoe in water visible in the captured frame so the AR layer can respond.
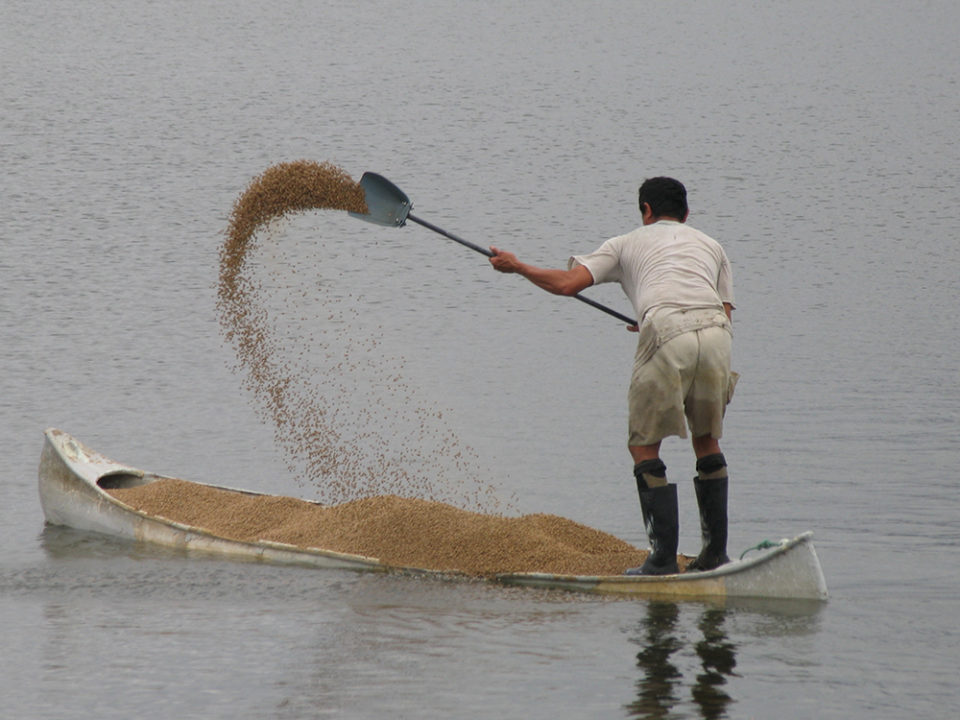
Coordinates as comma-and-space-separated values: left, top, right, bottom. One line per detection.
38, 429, 828, 601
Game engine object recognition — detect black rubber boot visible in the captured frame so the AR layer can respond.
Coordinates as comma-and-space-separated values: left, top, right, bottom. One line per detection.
686, 454, 730, 572
626, 475, 679, 576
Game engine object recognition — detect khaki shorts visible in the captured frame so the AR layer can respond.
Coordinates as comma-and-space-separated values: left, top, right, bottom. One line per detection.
628, 326, 736, 446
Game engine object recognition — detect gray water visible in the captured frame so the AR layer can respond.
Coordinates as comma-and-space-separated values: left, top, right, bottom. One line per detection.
3, 1, 959, 717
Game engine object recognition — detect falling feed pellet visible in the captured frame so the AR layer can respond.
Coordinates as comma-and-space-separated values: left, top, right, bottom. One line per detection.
207, 159, 653, 575
218, 160, 508, 513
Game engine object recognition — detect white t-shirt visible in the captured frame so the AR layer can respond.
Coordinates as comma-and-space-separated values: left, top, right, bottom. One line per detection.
569, 220, 735, 363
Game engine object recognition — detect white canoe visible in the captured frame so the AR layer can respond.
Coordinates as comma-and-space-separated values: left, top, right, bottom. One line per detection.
38, 428, 828, 601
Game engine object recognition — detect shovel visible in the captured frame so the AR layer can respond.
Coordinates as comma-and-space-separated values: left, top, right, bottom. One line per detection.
349, 172, 637, 326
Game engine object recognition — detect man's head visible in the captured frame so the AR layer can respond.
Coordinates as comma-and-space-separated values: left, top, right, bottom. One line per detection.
638, 177, 688, 223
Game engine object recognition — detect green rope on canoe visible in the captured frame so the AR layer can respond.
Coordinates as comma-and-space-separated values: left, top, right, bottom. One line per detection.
739, 540, 780, 560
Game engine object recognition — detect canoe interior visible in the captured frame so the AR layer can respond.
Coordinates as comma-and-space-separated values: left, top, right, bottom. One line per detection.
96, 470, 156, 490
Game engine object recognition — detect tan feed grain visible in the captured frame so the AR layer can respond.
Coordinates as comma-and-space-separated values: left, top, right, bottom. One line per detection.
109, 480, 654, 577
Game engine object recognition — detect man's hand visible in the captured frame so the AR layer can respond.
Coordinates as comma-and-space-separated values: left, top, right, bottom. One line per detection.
489, 246, 521, 273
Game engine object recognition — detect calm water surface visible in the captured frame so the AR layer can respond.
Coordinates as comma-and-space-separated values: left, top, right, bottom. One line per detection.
3, 1, 959, 718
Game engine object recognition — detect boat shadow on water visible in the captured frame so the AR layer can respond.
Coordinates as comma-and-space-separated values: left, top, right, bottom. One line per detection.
624, 597, 823, 719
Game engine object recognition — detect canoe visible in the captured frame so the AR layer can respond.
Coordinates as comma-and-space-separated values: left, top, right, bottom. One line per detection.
37, 428, 828, 601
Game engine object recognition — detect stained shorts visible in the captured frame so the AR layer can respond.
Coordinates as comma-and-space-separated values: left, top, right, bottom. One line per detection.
628, 325, 736, 446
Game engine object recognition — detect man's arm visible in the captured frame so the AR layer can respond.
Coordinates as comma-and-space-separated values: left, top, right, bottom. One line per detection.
488, 246, 594, 296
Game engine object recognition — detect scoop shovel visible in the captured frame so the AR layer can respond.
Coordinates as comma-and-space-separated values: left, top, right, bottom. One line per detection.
350, 172, 637, 326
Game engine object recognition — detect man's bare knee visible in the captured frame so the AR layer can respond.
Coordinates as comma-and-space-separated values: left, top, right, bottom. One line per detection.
692, 435, 721, 459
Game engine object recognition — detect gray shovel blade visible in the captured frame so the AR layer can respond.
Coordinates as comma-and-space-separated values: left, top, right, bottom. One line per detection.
349, 172, 412, 227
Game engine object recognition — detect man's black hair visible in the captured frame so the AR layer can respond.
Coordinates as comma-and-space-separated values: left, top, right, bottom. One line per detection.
638, 177, 688, 220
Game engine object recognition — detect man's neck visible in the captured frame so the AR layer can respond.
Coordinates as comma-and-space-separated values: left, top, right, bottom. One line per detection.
644, 215, 683, 226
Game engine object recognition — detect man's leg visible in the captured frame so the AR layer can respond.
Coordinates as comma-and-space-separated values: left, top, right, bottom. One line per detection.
684, 326, 733, 572
691, 435, 721, 459
630, 442, 664, 483
625, 334, 696, 576
687, 435, 730, 572
625, 441, 679, 575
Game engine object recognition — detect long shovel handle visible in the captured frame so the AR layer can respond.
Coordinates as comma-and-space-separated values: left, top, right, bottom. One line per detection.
408, 213, 494, 258
568, 293, 637, 326
408, 213, 637, 326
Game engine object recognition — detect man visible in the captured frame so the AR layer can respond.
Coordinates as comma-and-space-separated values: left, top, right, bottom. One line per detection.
488, 177, 736, 575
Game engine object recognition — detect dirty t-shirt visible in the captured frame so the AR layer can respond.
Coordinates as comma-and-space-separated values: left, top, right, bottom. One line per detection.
569, 220, 735, 365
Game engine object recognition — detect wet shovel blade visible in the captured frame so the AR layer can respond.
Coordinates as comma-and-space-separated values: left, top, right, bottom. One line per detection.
349, 172, 412, 227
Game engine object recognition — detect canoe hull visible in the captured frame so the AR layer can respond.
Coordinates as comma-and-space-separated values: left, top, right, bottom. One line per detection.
37, 429, 827, 600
